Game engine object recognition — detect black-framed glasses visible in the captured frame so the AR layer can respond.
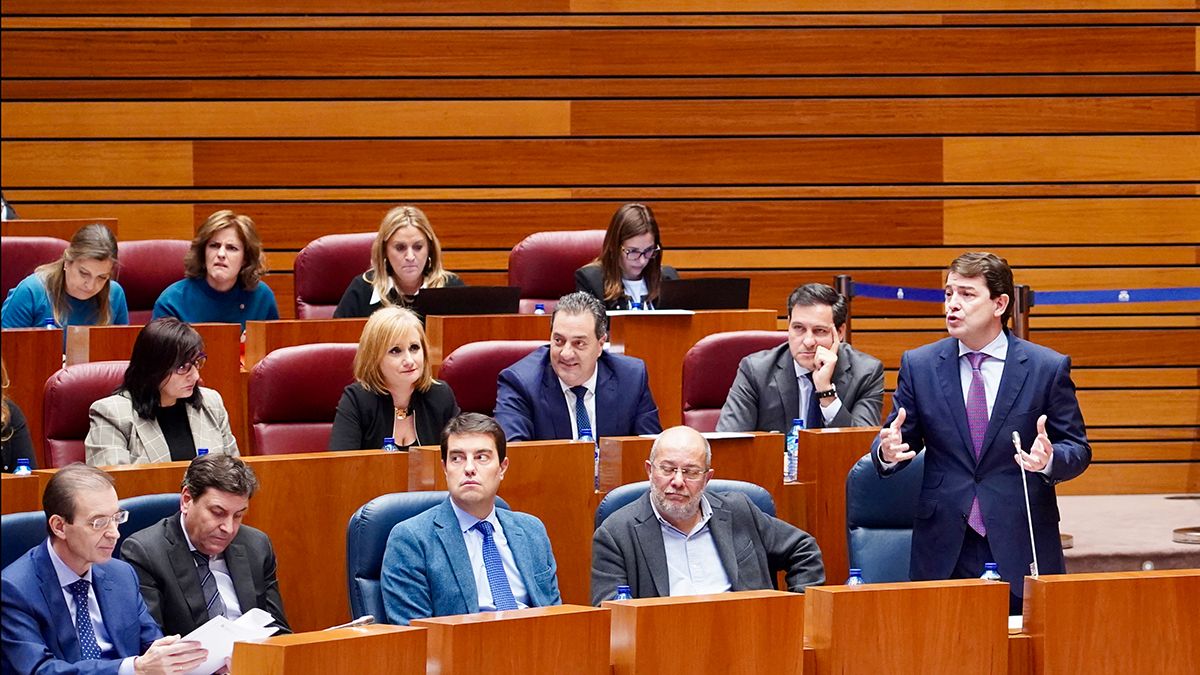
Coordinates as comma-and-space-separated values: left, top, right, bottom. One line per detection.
174, 354, 207, 376
621, 245, 661, 262
652, 463, 708, 482
85, 510, 129, 531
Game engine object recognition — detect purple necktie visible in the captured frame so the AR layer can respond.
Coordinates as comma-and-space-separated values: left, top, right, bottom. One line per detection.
965, 352, 989, 536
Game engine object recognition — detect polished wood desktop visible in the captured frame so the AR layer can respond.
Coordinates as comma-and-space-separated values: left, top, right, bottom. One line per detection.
605, 590, 804, 675
424, 313, 548, 370
0, 327, 62, 469
1, 473, 45, 514
244, 318, 366, 370
231, 624, 426, 675
412, 604, 609, 675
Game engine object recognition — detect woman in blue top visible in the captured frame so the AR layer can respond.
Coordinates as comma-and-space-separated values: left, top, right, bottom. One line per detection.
152, 210, 279, 329
1, 223, 128, 329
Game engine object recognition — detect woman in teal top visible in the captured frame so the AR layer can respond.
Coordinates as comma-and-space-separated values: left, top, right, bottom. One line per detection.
1, 223, 128, 329
152, 209, 279, 330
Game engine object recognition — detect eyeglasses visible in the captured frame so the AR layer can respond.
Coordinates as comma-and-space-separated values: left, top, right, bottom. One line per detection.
621, 245, 661, 262
83, 510, 129, 531
174, 354, 208, 376
652, 463, 708, 482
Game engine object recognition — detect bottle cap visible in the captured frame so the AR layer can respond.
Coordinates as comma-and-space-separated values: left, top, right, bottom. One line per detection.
849, 568, 862, 575
985, 562, 998, 570
383, 437, 395, 444
617, 585, 631, 593
196, 448, 209, 456
792, 418, 803, 425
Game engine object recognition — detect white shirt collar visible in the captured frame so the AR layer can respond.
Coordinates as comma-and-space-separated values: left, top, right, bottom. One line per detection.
791, 358, 813, 379
367, 274, 428, 305
46, 538, 92, 588
557, 362, 600, 398
450, 498, 500, 534
648, 492, 714, 537
178, 513, 204, 555
957, 329, 1009, 362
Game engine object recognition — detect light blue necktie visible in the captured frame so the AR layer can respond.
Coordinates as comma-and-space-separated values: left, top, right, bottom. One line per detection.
571, 385, 592, 438
68, 579, 102, 660
472, 520, 518, 611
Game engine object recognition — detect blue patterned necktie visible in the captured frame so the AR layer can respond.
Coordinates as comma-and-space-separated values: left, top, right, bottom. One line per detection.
192, 551, 228, 620
68, 579, 102, 660
803, 373, 824, 430
571, 385, 592, 438
965, 352, 989, 536
472, 520, 518, 611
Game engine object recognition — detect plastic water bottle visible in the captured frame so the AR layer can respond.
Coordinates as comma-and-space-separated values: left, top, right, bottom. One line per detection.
784, 418, 802, 482
533, 303, 546, 315
13, 458, 33, 476
845, 568, 865, 586
196, 448, 209, 456
580, 427, 598, 489
41, 317, 57, 329
614, 585, 633, 601
382, 436, 400, 453
981, 562, 1002, 581
631, 301, 643, 311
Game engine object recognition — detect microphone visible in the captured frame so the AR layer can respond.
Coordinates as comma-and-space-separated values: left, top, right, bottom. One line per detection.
325, 615, 375, 631
1012, 431, 1040, 577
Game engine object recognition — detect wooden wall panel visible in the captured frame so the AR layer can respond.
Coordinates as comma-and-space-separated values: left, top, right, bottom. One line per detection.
944, 136, 1200, 183
0, 141, 193, 187
944, 198, 1200, 245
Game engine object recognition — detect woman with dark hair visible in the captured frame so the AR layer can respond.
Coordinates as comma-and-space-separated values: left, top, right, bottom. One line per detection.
153, 209, 279, 329
2, 222, 128, 328
85, 317, 238, 465
575, 203, 678, 310
2, 358, 36, 472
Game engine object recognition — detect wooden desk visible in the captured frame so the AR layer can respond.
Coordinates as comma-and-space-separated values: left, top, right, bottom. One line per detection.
1023, 569, 1199, 675
244, 318, 366, 370
33, 450, 410, 631
64, 323, 247, 453
410, 439, 601, 607
609, 310, 777, 427
412, 605, 609, 675
0, 327, 62, 468
806, 579, 1009, 675
1, 474, 45, 514
424, 313, 548, 370
1, 218, 119, 239
605, 590, 804, 675
231, 625, 426, 675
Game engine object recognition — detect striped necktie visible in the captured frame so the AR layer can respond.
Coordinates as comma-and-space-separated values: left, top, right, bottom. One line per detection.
192, 550, 228, 620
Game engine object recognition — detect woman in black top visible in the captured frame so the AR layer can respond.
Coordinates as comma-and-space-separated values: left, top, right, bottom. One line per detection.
575, 203, 679, 310
329, 306, 459, 451
2, 359, 36, 472
333, 205, 464, 318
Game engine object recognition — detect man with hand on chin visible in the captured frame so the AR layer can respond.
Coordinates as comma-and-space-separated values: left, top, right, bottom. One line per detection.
874, 252, 1090, 614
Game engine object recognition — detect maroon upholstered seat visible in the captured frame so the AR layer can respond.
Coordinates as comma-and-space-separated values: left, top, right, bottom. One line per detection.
1, 236, 68, 300
43, 361, 128, 467
438, 340, 546, 416
116, 240, 190, 324
293, 233, 375, 319
681, 330, 788, 432
248, 343, 357, 454
507, 230, 605, 314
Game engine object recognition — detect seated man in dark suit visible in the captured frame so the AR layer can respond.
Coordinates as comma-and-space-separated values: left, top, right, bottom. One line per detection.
717, 283, 884, 433
591, 426, 825, 604
1, 463, 207, 674
495, 291, 662, 441
122, 454, 290, 636
381, 413, 561, 625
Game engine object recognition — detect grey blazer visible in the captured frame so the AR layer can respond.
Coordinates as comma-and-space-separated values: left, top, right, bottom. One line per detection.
716, 342, 884, 433
85, 387, 239, 465
590, 491, 825, 605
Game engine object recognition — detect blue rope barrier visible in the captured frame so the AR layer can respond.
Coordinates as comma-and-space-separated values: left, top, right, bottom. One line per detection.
852, 282, 943, 303
852, 283, 1200, 306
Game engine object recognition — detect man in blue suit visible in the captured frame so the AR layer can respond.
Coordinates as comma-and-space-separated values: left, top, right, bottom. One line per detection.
874, 252, 1090, 614
381, 413, 561, 626
495, 291, 662, 441
1, 463, 208, 674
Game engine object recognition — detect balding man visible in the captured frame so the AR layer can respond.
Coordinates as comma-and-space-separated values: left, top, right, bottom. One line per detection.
590, 426, 824, 604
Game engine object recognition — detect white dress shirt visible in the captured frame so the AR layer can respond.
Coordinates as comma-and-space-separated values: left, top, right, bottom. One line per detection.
649, 494, 732, 596
621, 278, 650, 308
46, 540, 135, 675
180, 514, 243, 620
792, 360, 841, 426
559, 367, 599, 439
449, 500, 531, 610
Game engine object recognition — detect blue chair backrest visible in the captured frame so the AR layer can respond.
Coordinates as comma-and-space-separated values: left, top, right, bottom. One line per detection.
346, 491, 511, 622
594, 479, 775, 529
845, 450, 926, 583
1, 510, 47, 570
115, 493, 181, 560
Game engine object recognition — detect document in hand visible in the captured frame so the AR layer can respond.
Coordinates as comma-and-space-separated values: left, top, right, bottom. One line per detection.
182, 607, 280, 675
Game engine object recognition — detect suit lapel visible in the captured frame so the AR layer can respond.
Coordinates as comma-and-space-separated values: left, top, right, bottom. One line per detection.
432, 501, 479, 613
981, 335, 1030, 458
132, 414, 170, 463
594, 357, 616, 437
164, 517, 210, 627
771, 349, 801, 425
186, 400, 212, 453
539, 360, 573, 440
936, 341, 976, 456
495, 510, 538, 605
34, 544, 80, 661
631, 497, 670, 598
92, 564, 134, 657
705, 495, 740, 589
223, 539, 258, 614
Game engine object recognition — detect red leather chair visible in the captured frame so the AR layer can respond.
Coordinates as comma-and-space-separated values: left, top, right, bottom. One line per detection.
681, 330, 788, 431
43, 361, 128, 467
438, 340, 546, 416
116, 240, 190, 324
507, 230, 605, 314
2, 236, 68, 300
293, 233, 375, 319
248, 343, 357, 454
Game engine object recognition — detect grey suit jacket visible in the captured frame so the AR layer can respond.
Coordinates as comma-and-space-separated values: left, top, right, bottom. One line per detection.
121, 515, 290, 636
85, 387, 239, 465
590, 491, 825, 605
716, 342, 884, 433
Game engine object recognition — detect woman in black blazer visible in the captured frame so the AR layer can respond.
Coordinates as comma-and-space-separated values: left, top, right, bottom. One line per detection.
575, 203, 678, 310
329, 307, 459, 451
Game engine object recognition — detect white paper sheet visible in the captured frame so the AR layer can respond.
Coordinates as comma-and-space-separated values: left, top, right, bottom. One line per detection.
181, 608, 279, 675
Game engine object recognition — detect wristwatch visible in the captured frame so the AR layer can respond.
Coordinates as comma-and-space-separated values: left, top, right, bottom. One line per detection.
815, 385, 838, 400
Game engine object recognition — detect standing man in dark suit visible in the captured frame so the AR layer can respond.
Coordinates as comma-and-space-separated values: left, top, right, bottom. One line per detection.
494, 291, 662, 441
1, 463, 207, 674
717, 283, 884, 432
591, 425, 824, 604
121, 454, 289, 636
874, 252, 1090, 614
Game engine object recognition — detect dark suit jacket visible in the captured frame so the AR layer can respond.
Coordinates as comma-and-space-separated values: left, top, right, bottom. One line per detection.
121, 515, 290, 636
329, 381, 460, 451
716, 342, 884, 433
574, 264, 680, 310
591, 491, 824, 605
494, 346, 662, 441
1, 541, 162, 675
871, 332, 1091, 591
381, 498, 562, 626
333, 272, 465, 319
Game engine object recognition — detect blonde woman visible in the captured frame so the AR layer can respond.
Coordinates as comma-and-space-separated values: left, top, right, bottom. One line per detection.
329, 307, 459, 450
333, 205, 464, 318
2, 223, 128, 328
